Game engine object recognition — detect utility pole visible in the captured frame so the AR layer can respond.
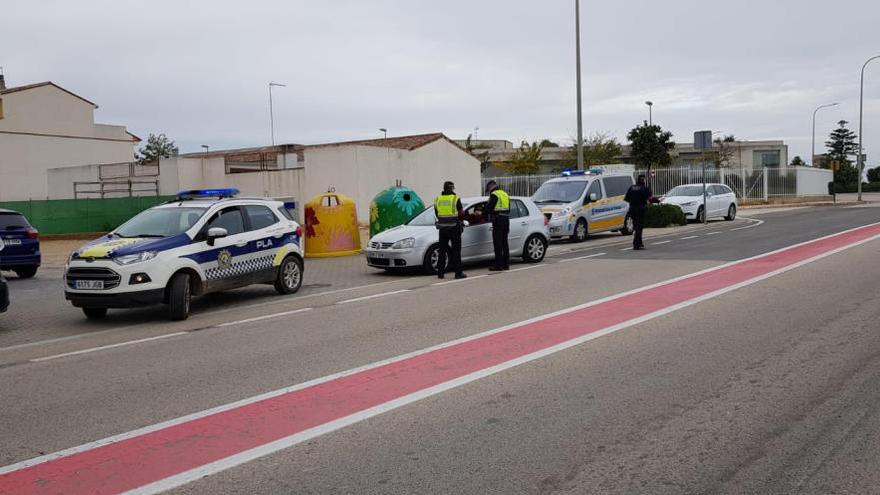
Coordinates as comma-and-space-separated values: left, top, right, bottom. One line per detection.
857, 55, 880, 201
575, 0, 584, 171
269, 82, 286, 146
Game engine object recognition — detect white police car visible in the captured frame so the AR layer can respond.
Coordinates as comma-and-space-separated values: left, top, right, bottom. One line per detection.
64, 189, 304, 321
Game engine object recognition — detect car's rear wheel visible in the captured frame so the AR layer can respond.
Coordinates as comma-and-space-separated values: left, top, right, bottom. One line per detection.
82, 307, 107, 320
570, 218, 587, 242
168, 272, 192, 321
274, 256, 303, 294
620, 215, 634, 236
725, 204, 737, 221
14, 266, 37, 279
423, 244, 446, 275
522, 234, 548, 263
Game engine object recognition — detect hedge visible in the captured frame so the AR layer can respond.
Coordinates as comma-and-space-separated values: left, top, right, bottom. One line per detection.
831, 182, 880, 194
645, 204, 687, 228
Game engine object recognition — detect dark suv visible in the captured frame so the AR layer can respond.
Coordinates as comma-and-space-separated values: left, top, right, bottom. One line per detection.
0, 209, 41, 278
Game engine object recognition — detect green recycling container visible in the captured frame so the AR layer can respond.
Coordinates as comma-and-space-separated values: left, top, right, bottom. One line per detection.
369, 185, 425, 237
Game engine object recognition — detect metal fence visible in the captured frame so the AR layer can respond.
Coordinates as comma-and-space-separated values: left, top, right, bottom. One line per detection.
483, 167, 827, 202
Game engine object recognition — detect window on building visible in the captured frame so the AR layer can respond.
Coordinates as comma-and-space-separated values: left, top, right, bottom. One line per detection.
754, 150, 781, 168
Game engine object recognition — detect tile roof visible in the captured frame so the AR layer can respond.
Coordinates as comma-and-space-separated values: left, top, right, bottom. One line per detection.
0, 81, 98, 108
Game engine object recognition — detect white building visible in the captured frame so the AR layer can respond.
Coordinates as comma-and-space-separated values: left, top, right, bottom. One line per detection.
0, 79, 139, 201
160, 133, 481, 224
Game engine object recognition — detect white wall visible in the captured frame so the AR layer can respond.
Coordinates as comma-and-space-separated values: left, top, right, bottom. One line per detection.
304, 140, 480, 223
796, 167, 833, 196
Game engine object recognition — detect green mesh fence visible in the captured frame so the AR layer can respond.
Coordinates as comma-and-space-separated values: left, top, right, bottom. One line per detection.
0, 196, 175, 234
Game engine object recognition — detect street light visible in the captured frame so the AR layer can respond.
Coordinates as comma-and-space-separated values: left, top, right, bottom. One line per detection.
858, 55, 880, 201
812, 102, 839, 167
268, 82, 286, 146
200, 144, 209, 155
574, 0, 584, 171
379, 128, 390, 167
645, 101, 653, 126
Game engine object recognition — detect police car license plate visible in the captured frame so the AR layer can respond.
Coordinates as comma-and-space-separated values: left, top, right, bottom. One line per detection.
3, 239, 21, 245
75, 280, 104, 290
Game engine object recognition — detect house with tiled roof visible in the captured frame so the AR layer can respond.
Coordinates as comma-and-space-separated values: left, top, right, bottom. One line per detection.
0, 77, 139, 201
165, 132, 481, 224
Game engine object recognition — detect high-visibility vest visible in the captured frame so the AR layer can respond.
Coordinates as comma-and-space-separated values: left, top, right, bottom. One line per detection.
434, 193, 459, 219
491, 189, 510, 212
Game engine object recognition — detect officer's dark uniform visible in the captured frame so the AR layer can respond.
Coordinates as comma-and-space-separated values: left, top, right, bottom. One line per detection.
624, 178, 653, 250
485, 182, 510, 270
434, 184, 466, 279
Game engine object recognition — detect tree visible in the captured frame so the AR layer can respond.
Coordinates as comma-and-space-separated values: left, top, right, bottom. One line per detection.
539, 139, 560, 148
868, 166, 880, 183
825, 120, 860, 186
709, 134, 737, 168
465, 133, 492, 174
626, 121, 674, 172
136, 133, 178, 164
790, 156, 806, 167
566, 132, 623, 167
497, 140, 544, 174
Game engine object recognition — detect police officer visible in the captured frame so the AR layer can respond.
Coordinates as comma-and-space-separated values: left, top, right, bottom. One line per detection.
624, 174, 653, 250
484, 180, 510, 271
434, 181, 467, 279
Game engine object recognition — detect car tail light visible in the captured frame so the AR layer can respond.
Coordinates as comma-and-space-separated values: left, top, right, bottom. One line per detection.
26, 228, 39, 239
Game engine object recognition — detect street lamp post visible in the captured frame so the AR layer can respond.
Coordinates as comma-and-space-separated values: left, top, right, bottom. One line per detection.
858, 55, 880, 201
268, 82, 286, 146
812, 102, 839, 167
645, 101, 653, 126
574, 0, 584, 171
379, 128, 390, 167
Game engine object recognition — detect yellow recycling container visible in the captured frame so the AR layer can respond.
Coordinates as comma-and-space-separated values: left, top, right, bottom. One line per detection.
303, 192, 362, 258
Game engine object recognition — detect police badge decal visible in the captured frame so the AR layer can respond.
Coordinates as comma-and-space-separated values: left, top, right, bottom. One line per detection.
217, 249, 233, 269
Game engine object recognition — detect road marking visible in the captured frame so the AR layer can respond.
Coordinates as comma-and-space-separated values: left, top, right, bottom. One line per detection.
558, 252, 606, 263
336, 289, 411, 305
729, 217, 764, 231
509, 264, 548, 272
620, 247, 633, 251
652, 240, 672, 245
29, 333, 189, 363
432, 275, 488, 286
2, 222, 878, 494
706, 232, 722, 236
680, 235, 699, 240
213, 308, 313, 328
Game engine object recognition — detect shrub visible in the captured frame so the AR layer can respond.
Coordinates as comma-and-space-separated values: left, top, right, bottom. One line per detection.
645, 204, 686, 228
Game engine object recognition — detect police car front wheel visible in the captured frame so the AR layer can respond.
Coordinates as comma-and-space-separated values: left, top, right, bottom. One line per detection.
168, 272, 192, 321
274, 256, 303, 295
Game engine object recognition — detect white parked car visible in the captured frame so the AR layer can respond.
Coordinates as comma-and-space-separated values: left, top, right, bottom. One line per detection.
366, 196, 550, 273
661, 183, 738, 222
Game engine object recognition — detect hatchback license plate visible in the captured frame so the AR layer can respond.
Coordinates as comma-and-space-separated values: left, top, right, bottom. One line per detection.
75, 280, 104, 290
3, 239, 21, 245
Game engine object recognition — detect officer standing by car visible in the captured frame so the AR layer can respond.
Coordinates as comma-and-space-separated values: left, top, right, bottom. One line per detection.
434, 181, 467, 279
484, 180, 511, 271
624, 174, 653, 250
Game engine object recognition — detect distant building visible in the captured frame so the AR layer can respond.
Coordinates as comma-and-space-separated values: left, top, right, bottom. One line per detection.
160, 133, 480, 224
470, 138, 789, 176
0, 79, 139, 201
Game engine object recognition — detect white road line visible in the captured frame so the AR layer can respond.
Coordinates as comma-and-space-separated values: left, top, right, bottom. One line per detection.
680, 235, 699, 240
652, 240, 672, 245
18, 224, 880, 494
336, 289, 411, 305
432, 275, 488, 286
706, 232, 722, 236
559, 252, 607, 262
620, 247, 633, 251
729, 217, 764, 231
29, 332, 189, 363
509, 264, 548, 272
213, 308, 313, 328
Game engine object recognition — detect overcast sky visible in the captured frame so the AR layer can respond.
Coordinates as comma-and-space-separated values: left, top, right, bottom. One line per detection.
3, 0, 879, 165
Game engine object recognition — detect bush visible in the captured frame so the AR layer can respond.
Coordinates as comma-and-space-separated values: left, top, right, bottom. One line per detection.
645, 204, 686, 228
831, 182, 880, 193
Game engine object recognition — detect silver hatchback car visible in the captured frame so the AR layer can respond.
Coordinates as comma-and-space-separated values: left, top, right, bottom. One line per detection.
366, 196, 550, 273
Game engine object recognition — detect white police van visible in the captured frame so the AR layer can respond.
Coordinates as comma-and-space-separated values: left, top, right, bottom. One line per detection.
64, 189, 304, 321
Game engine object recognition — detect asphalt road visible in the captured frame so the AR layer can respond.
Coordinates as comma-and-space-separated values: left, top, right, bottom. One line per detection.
0, 203, 878, 494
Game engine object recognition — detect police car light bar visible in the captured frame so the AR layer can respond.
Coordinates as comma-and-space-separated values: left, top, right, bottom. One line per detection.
176, 188, 240, 200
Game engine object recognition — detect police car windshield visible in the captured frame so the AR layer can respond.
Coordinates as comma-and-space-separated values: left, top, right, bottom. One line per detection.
115, 207, 207, 238
407, 206, 437, 226
666, 185, 706, 197
532, 180, 588, 204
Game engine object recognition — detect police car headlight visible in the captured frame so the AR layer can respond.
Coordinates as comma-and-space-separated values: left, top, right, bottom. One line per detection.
113, 251, 158, 265
391, 237, 415, 249
552, 206, 572, 218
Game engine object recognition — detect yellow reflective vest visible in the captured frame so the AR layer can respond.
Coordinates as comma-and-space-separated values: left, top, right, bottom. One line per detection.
491, 189, 510, 212
435, 193, 460, 220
